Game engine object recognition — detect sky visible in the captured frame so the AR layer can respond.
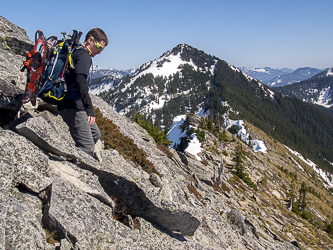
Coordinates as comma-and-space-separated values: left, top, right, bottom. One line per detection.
2, 0, 333, 71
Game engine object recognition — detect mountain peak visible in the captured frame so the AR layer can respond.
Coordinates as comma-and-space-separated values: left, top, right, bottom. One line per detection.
313, 67, 333, 78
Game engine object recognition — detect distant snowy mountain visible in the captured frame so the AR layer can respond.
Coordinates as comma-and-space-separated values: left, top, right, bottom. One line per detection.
275, 67, 333, 109
267, 67, 323, 87
91, 65, 136, 79
89, 66, 136, 95
238, 67, 293, 84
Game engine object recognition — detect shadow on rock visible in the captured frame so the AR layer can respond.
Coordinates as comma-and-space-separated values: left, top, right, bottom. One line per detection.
77, 162, 200, 240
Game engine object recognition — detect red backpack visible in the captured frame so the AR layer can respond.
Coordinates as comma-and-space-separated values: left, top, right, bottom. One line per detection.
21, 30, 56, 104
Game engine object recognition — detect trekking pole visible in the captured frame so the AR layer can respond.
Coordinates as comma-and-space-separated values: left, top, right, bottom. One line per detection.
71, 30, 78, 45
61, 32, 69, 39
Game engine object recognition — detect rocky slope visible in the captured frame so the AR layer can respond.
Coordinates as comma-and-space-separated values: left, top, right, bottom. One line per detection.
1, 15, 333, 249
2, 93, 333, 249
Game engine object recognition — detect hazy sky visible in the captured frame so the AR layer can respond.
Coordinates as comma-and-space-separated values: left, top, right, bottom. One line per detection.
2, 0, 332, 70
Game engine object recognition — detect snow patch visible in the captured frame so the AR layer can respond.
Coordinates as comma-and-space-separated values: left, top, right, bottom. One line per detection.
285, 146, 333, 190
184, 134, 203, 161
326, 68, 333, 77
125, 52, 196, 92
167, 110, 207, 160
90, 81, 115, 95
314, 87, 333, 108
225, 119, 267, 153
167, 116, 187, 149
253, 68, 268, 73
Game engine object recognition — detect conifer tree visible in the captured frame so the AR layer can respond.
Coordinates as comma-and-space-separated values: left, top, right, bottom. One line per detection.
233, 141, 244, 172
216, 113, 225, 185
298, 182, 308, 212
133, 112, 171, 146
232, 141, 258, 191
287, 182, 297, 211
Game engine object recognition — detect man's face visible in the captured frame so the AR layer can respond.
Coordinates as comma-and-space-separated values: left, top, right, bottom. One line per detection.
91, 40, 106, 57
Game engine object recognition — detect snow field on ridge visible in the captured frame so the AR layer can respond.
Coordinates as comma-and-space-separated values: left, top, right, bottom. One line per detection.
167, 110, 268, 161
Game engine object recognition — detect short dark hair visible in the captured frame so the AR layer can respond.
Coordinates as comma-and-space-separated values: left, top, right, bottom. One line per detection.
85, 28, 108, 46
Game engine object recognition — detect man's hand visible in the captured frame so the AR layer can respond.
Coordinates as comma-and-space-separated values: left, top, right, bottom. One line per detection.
88, 116, 96, 126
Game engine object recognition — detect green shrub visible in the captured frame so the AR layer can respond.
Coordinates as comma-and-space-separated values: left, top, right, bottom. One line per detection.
196, 128, 205, 142
201, 160, 209, 166
207, 119, 213, 130
189, 127, 196, 135
133, 112, 171, 146
325, 222, 333, 237
301, 210, 313, 222
228, 125, 240, 135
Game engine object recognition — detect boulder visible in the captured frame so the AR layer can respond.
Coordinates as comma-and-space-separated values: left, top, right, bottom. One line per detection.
16, 115, 78, 158
41, 178, 132, 249
0, 79, 23, 111
227, 210, 246, 236
0, 79, 24, 126
187, 114, 201, 129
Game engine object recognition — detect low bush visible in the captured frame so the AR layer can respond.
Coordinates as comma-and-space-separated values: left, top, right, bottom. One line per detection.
201, 160, 209, 166
228, 125, 240, 135
196, 128, 205, 142
94, 108, 162, 177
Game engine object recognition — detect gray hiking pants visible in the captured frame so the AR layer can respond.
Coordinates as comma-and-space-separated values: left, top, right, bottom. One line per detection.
59, 109, 101, 157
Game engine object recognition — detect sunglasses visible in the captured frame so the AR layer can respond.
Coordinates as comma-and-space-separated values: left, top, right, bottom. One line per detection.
91, 35, 104, 52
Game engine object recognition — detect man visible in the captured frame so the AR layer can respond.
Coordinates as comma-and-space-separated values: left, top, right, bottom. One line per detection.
57, 28, 108, 156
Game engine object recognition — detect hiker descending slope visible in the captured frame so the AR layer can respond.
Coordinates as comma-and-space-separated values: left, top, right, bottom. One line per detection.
57, 28, 108, 157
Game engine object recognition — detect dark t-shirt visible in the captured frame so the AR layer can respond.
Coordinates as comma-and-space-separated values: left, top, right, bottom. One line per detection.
57, 48, 95, 117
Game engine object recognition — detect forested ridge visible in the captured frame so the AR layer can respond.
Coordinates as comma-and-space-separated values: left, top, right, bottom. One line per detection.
207, 60, 333, 173
274, 72, 333, 116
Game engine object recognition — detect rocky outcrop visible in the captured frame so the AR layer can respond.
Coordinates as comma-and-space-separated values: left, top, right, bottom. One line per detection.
0, 93, 304, 249
0, 15, 33, 89
0, 15, 33, 126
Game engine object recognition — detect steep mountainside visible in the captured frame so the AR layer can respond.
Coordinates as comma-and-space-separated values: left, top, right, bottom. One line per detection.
275, 68, 333, 111
97, 44, 333, 175
2, 15, 333, 250
267, 67, 323, 87
238, 67, 294, 84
